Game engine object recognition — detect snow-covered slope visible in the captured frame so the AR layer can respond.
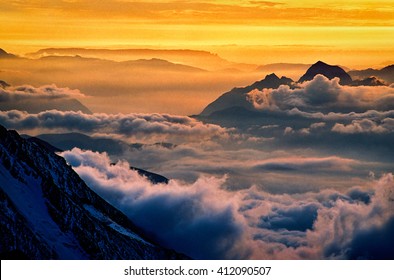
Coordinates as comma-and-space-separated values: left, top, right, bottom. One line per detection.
0, 125, 186, 259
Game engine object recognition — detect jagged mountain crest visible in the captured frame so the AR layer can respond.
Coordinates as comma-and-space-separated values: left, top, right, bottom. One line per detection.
0, 125, 186, 259
200, 73, 294, 116
0, 48, 17, 59
298, 61, 352, 85
250, 73, 294, 90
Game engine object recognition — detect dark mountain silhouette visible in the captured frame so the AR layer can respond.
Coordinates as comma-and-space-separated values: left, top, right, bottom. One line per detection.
348, 65, 394, 84
129, 167, 169, 185
200, 73, 293, 116
298, 61, 352, 85
352, 76, 387, 86
249, 73, 294, 90
380, 65, 394, 75
0, 49, 17, 59
348, 67, 375, 78
0, 125, 184, 259
0, 80, 10, 88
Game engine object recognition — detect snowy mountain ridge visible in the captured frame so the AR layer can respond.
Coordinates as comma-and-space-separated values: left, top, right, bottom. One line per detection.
0, 124, 186, 259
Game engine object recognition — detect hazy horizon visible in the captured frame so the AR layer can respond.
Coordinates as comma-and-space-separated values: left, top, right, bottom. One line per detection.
2, 0, 394, 69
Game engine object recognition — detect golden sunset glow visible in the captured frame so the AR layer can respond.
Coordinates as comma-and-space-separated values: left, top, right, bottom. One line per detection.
1, 0, 393, 66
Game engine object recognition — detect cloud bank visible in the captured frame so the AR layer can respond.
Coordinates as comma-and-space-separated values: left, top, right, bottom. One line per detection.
240, 76, 394, 161
332, 118, 394, 134
247, 75, 394, 113
60, 148, 394, 260
0, 84, 85, 102
0, 109, 228, 143
0, 84, 90, 113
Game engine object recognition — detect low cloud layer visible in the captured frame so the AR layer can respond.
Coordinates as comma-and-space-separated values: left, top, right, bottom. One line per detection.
0, 84, 90, 113
0, 109, 228, 143
60, 148, 394, 260
247, 75, 394, 113
60, 148, 245, 259
236, 76, 394, 163
252, 156, 356, 172
332, 118, 394, 134
0, 84, 85, 101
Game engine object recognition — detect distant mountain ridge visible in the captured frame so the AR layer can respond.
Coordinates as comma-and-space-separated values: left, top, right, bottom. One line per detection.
348, 65, 394, 84
0, 125, 185, 259
120, 58, 206, 72
37, 55, 206, 73
352, 76, 387, 86
26, 47, 257, 71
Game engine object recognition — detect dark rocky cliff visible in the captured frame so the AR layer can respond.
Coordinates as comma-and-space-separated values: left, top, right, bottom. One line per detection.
0, 125, 186, 260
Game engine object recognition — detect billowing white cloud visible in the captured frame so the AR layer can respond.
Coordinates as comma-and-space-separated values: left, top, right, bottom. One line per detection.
242, 76, 394, 139
59, 148, 394, 260
60, 148, 247, 259
308, 173, 394, 259
247, 75, 394, 113
287, 108, 394, 123
0, 109, 228, 142
332, 118, 394, 134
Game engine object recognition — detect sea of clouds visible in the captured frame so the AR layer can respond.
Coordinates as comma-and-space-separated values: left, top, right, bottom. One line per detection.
1, 75, 394, 259
60, 148, 394, 259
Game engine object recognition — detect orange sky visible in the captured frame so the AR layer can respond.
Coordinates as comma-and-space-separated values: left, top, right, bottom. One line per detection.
1, 0, 394, 67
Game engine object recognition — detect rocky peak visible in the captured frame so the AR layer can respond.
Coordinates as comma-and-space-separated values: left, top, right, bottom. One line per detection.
298, 61, 352, 85
0, 125, 187, 260
0, 49, 17, 59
